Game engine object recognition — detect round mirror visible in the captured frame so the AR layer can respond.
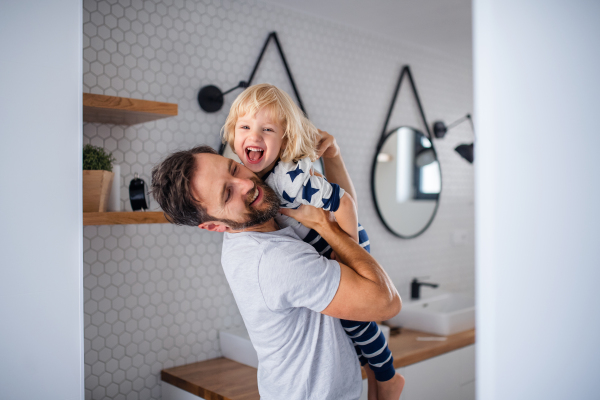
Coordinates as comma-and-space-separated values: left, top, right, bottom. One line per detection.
371, 126, 441, 238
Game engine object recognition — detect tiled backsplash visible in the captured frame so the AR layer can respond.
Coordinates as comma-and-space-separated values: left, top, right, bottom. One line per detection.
83, 0, 474, 398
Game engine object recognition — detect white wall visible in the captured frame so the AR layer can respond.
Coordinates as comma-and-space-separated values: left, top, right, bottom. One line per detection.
0, 1, 83, 399
262, 0, 473, 60
474, 1, 600, 399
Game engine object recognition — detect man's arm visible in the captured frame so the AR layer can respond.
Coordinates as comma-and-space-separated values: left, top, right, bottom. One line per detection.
316, 130, 358, 208
279, 205, 401, 322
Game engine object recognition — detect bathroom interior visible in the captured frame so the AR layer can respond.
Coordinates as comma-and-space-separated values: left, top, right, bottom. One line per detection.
1, 1, 599, 400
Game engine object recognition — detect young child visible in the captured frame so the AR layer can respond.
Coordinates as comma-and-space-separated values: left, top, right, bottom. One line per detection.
222, 83, 405, 400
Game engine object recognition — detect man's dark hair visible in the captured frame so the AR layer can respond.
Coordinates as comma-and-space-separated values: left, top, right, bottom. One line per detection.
151, 145, 217, 226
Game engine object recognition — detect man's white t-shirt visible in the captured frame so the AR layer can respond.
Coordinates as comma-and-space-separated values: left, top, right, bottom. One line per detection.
221, 227, 362, 400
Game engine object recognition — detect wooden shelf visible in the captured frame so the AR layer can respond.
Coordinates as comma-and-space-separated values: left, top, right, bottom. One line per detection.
83, 212, 168, 226
83, 93, 178, 125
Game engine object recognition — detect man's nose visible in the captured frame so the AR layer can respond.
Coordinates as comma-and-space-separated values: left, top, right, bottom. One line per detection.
235, 178, 254, 196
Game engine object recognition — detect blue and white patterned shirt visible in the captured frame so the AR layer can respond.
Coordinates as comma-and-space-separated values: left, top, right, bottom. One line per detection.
261, 158, 370, 257
263, 157, 345, 212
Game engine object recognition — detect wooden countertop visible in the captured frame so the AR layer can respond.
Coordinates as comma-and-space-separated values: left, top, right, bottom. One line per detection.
162, 357, 259, 400
161, 328, 475, 400
387, 328, 475, 369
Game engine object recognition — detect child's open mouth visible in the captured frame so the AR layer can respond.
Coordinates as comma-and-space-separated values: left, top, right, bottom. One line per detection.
245, 146, 265, 164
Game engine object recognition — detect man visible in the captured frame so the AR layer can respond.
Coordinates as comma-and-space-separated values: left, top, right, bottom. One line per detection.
151, 144, 401, 400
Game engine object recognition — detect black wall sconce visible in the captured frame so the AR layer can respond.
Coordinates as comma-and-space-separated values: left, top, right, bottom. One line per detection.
197, 31, 306, 114
433, 114, 475, 163
197, 81, 248, 113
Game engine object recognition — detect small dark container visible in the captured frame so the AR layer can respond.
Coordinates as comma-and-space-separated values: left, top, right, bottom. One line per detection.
129, 173, 149, 211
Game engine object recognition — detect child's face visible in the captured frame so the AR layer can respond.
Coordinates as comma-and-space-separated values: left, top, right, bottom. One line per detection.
233, 107, 285, 176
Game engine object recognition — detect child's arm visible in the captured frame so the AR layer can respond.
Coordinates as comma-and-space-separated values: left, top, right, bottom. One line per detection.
333, 191, 359, 243
310, 168, 358, 243
315, 129, 359, 243
316, 129, 358, 209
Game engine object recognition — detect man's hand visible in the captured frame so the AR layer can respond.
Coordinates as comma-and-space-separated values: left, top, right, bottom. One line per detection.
316, 129, 340, 159
280, 206, 344, 260
279, 205, 336, 232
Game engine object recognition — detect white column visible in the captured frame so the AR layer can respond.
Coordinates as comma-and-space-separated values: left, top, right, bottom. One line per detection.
474, 1, 600, 399
0, 1, 83, 399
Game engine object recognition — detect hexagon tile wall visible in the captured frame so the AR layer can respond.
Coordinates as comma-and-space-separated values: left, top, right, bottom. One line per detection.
83, 0, 474, 398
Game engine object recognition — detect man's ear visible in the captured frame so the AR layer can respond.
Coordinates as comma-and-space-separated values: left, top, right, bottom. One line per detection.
198, 221, 229, 233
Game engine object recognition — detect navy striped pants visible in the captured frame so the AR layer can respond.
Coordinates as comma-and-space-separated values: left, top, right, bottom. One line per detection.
341, 319, 395, 381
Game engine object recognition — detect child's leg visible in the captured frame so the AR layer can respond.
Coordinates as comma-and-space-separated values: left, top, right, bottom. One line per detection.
349, 224, 405, 399
341, 320, 396, 382
346, 224, 396, 381
347, 321, 404, 400
364, 364, 378, 400
377, 373, 405, 400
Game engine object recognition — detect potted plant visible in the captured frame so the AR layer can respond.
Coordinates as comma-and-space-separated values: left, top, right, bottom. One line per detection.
83, 144, 115, 212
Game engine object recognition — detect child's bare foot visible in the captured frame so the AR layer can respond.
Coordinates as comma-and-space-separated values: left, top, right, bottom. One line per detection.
364, 365, 378, 400
377, 373, 405, 400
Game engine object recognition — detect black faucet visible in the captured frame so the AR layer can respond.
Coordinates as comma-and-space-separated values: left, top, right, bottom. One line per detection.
411, 278, 439, 300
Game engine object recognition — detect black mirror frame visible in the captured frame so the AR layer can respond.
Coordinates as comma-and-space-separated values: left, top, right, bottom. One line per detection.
371, 65, 443, 238
371, 126, 441, 239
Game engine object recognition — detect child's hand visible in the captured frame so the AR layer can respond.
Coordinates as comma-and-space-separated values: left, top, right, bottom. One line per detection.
316, 129, 340, 159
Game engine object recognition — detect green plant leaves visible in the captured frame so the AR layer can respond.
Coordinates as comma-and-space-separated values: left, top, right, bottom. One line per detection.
83, 144, 115, 171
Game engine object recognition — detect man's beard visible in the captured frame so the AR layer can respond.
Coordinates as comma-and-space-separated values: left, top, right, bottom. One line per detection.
215, 178, 280, 231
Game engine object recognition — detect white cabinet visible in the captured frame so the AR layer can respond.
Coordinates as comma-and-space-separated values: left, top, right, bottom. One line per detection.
162, 382, 204, 400
360, 345, 475, 400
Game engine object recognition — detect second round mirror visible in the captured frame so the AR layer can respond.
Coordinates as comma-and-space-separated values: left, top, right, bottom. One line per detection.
372, 126, 441, 238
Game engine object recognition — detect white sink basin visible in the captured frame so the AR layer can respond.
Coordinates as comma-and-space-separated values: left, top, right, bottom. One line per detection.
219, 323, 391, 369
386, 293, 475, 336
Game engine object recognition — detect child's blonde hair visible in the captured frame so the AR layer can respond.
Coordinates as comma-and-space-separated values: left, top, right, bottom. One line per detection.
222, 83, 319, 163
